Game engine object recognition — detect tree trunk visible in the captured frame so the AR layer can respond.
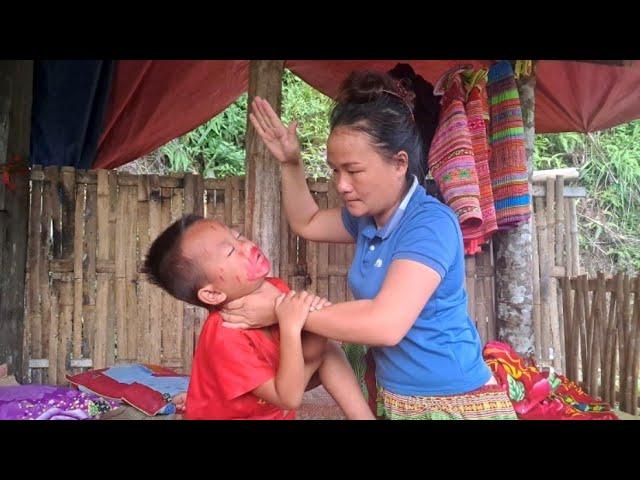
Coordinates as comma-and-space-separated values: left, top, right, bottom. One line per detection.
244, 61, 284, 277
493, 64, 536, 359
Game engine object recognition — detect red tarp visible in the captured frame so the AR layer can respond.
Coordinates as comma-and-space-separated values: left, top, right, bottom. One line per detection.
94, 60, 640, 170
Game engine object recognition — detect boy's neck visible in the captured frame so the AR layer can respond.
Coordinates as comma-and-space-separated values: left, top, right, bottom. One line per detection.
240, 277, 272, 301
211, 277, 273, 313
248, 277, 270, 295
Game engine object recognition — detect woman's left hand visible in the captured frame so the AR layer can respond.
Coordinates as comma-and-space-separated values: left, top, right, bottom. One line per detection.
220, 291, 331, 330
219, 291, 280, 330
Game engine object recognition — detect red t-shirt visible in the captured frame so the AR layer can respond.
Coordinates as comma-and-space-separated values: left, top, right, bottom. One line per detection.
184, 278, 296, 420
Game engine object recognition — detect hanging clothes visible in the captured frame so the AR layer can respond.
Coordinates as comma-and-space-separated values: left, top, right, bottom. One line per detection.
428, 71, 483, 234
487, 61, 532, 230
462, 70, 498, 254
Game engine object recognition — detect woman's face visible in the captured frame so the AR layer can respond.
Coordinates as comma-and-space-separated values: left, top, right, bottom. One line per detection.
327, 127, 407, 223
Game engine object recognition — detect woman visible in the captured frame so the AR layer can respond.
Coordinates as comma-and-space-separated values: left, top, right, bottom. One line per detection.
221, 70, 516, 420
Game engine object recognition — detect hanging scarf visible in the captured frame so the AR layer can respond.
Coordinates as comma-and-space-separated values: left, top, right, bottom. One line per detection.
487, 61, 532, 230
462, 71, 498, 254
428, 72, 483, 233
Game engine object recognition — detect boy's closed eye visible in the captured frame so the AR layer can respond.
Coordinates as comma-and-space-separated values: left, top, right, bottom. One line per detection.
226, 231, 243, 257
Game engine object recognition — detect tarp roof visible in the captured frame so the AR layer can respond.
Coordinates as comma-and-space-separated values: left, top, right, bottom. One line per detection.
86, 60, 640, 169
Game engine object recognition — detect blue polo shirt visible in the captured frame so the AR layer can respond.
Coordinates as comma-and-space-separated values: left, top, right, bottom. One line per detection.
342, 176, 492, 396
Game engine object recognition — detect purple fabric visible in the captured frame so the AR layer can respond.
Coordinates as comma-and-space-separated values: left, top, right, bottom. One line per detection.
0, 385, 119, 420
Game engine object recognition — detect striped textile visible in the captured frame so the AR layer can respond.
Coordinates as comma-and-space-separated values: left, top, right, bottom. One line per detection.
428, 73, 483, 232
487, 61, 532, 229
378, 384, 518, 420
463, 72, 498, 254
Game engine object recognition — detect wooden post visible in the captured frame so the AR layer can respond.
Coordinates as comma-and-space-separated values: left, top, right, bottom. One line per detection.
546, 178, 562, 371
0, 60, 33, 381
555, 176, 566, 372
244, 60, 284, 277
83, 177, 97, 363
535, 196, 552, 364
24, 167, 43, 383
605, 273, 623, 405
624, 276, 640, 414
136, 175, 151, 363
147, 174, 162, 365
629, 276, 640, 415
561, 276, 574, 380
569, 199, 580, 275
493, 64, 535, 358
0, 69, 10, 300
72, 179, 86, 366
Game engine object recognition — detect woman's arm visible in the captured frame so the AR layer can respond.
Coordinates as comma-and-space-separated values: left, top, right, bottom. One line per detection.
221, 260, 441, 345
250, 97, 353, 243
304, 259, 441, 346
281, 162, 354, 243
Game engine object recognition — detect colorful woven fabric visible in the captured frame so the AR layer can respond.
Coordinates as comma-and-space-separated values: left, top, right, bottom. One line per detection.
483, 341, 618, 420
463, 71, 498, 254
428, 72, 483, 232
341, 343, 369, 398
487, 61, 532, 230
553, 373, 616, 413
343, 346, 383, 419
346, 344, 516, 420
377, 384, 517, 420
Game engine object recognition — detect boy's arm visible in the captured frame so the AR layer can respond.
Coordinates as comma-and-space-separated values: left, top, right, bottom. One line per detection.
301, 331, 328, 363
252, 346, 323, 410
251, 291, 315, 410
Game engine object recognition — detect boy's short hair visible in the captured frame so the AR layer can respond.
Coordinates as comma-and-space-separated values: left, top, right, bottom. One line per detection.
143, 214, 210, 308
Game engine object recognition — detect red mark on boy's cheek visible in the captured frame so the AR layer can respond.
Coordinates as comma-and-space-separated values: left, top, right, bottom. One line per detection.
235, 275, 241, 283
218, 274, 225, 282
245, 263, 258, 281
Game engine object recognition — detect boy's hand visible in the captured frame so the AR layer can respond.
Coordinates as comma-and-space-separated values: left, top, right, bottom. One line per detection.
275, 290, 314, 332
220, 290, 331, 330
309, 295, 331, 312
171, 392, 187, 412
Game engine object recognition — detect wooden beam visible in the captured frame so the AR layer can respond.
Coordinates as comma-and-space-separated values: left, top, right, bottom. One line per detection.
244, 60, 285, 277
532, 167, 579, 182
532, 185, 586, 198
0, 61, 33, 381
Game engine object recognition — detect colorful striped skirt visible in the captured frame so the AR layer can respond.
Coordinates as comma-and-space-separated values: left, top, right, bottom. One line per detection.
377, 383, 517, 420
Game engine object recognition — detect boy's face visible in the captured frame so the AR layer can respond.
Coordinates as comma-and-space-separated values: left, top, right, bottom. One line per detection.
181, 219, 271, 305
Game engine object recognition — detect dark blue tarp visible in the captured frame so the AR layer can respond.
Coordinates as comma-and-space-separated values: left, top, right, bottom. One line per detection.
30, 60, 114, 168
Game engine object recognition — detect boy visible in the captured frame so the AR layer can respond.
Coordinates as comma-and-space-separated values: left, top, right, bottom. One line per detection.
144, 214, 373, 420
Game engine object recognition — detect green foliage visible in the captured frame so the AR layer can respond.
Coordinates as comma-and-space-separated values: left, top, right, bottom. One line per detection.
160, 69, 332, 179
160, 93, 248, 178
534, 121, 640, 274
